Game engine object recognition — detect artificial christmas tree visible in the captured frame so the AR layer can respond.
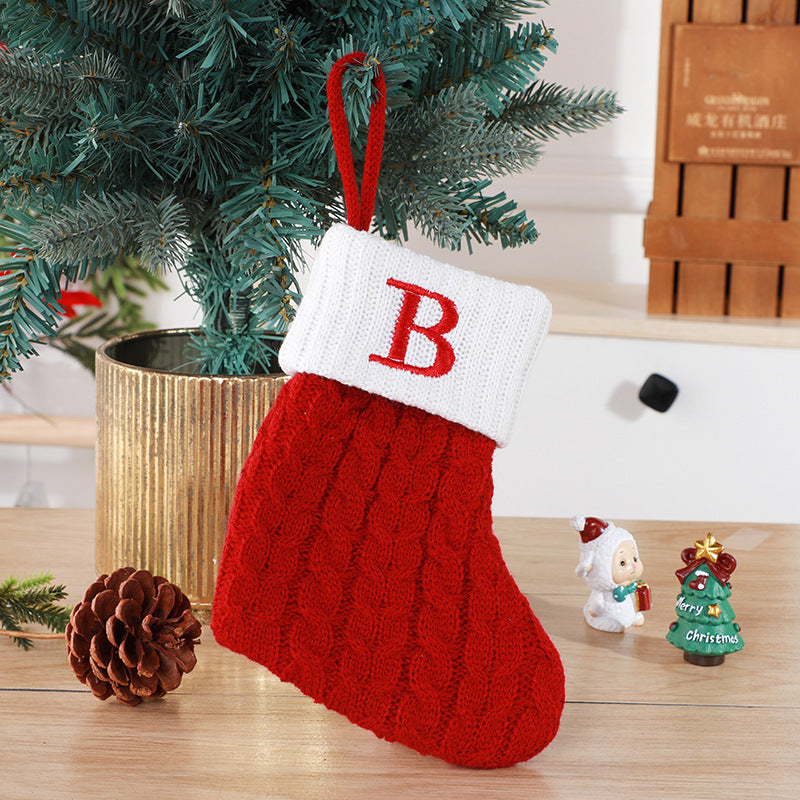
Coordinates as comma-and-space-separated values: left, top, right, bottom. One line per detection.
0, 0, 621, 379
666, 533, 743, 666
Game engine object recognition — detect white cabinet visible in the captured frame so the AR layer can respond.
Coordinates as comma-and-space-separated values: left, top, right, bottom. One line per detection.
493, 332, 800, 524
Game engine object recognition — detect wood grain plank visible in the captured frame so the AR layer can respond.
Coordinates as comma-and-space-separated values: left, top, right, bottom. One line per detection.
2, 689, 428, 799
646, 0, 691, 312
647, 258, 676, 313
2, 512, 800, 799
728, 169, 784, 317
645, 217, 800, 262
649, 0, 691, 216
0, 413, 95, 447
676, 163, 734, 314
1, 691, 797, 800
782, 0, 800, 316
728, 0, 796, 316
674, 0, 744, 315
783, 165, 800, 315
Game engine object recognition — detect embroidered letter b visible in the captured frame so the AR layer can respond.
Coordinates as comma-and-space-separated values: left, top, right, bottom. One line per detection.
369, 278, 458, 377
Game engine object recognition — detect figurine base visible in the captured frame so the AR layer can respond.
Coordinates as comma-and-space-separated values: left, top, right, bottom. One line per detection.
684, 652, 725, 667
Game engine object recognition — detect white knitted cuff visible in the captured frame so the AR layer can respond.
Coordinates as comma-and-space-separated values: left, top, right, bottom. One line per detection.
279, 224, 551, 447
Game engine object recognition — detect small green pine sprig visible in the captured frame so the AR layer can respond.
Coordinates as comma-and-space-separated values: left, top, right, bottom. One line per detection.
500, 82, 624, 141
29, 191, 192, 275
0, 46, 124, 120
0, 572, 72, 650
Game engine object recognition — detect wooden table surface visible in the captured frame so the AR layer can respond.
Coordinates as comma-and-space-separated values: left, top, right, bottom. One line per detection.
1, 510, 798, 800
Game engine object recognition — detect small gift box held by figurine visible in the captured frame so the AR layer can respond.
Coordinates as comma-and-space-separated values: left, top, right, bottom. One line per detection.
666, 533, 743, 666
570, 516, 650, 633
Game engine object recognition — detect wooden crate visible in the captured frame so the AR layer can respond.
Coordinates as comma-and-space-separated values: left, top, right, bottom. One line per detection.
644, 0, 800, 317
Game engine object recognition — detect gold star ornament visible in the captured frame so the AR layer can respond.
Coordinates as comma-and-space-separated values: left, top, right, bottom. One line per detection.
694, 533, 724, 563
707, 604, 722, 618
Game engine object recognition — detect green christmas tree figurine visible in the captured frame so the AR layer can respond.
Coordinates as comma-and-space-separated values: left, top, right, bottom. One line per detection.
666, 533, 743, 667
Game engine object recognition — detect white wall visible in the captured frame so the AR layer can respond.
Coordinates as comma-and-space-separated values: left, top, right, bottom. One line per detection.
1, 1, 662, 509
411, 0, 661, 285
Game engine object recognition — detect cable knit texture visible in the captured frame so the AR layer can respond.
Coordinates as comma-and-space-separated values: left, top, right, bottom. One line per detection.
212, 372, 564, 769
279, 224, 551, 448
213, 220, 562, 767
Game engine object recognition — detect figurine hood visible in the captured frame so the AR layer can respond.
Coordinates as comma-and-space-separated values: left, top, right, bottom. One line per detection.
571, 516, 635, 591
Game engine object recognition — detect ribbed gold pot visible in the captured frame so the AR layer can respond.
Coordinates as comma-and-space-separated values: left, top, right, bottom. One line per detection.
95, 329, 287, 613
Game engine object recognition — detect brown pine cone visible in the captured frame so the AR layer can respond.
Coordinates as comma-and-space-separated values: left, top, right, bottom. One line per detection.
66, 567, 201, 706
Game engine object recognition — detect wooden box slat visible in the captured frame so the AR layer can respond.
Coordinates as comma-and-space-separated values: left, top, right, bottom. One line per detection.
728, 0, 797, 317
676, 158, 733, 315
644, 218, 800, 263
645, 0, 800, 318
728, 166, 784, 316
645, 0, 690, 314
784, 167, 800, 315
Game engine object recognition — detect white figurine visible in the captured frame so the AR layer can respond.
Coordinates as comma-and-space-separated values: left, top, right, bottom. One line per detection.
570, 516, 646, 633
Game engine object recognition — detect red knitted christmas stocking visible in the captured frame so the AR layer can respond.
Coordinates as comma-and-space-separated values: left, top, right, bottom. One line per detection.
211, 52, 564, 769
211, 223, 564, 768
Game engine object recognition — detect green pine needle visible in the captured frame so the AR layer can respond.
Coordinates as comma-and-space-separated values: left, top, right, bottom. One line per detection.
0, 572, 72, 650
500, 81, 625, 141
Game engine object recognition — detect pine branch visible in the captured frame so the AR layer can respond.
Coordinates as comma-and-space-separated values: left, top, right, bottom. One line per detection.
359, 3, 438, 67
0, 572, 71, 650
0, 0, 178, 79
249, 258, 301, 334
245, 19, 313, 115
29, 191, 191, 274
1, 213, 169, 376
177, 0, 263, 78
499, 82, 624, 141
474, 0, 550, 24
0, 47, 124, 119
136, 195, 193, 273
0, 0, 97, 56
84, 0, 187, 30
460, 184, 539, 249
0, 117, 70, 166
184, 209, 308, 374
64, 95, 171, 183
0, 167, 94, 209
0, 137, 98, 207
158, 95, 258, 196
219, 162, 323, 270
377, 176, 537, 252
179, 226, 302, 375
385, 84, 543, 184
0, 253, 64, 380
413, 0, 474, 27
420, 19, 556, 112
29, 193, 137, 269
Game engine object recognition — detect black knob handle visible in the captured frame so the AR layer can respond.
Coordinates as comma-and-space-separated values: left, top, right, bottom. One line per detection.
638, 373, 679, 412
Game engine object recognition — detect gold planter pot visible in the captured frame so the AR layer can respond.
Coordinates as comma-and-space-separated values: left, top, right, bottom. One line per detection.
95, 329, 287, 613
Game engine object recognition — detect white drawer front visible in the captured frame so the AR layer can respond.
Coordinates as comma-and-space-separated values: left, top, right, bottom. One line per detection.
493, 334, 800, 523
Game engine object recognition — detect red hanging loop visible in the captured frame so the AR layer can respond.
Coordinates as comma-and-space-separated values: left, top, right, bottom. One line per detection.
326, 52, 386, 232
